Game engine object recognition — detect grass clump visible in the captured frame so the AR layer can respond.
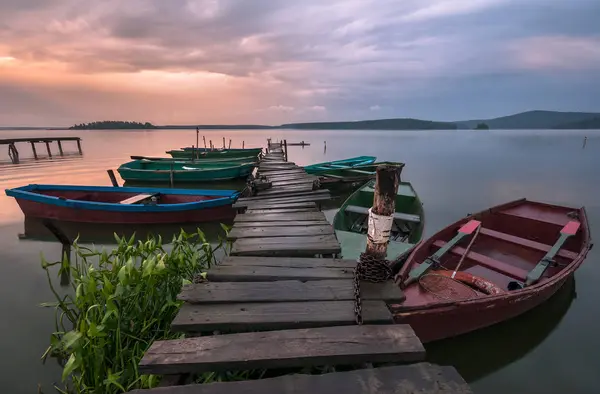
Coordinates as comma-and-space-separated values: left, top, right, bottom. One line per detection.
40, 229, 228, 394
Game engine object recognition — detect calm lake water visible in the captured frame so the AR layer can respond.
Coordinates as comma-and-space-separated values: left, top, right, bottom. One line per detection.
1, 128, 599, 393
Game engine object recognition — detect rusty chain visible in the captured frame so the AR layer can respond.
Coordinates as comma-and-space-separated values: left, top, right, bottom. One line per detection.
353, 252, 393, 325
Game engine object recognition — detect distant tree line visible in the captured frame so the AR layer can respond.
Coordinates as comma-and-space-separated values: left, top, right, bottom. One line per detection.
70, 121, 157, 130
474, 123, 489, 130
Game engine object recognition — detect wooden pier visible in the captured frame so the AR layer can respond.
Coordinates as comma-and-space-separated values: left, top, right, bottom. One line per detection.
129, 142, 472, 393
1, 137, 82, 164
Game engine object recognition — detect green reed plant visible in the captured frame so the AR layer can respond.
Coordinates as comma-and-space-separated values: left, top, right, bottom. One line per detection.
40, 228, 229, 394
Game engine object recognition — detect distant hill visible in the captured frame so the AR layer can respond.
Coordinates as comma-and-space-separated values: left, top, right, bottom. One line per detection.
554, 117, 600, 129
161, 124, 274, 130
455, 110, 600, 129
281, 118, 457, 130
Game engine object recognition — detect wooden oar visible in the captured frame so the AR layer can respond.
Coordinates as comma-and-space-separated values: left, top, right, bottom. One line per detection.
525, 221, 580, 286
402, 219, 481, 287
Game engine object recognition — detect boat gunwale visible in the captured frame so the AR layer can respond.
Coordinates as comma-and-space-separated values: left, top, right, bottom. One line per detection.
5, 184, 240, 212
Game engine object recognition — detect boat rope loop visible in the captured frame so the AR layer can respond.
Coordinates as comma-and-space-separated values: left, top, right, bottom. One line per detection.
353, 252, 393, 325
367, 208, 394, 244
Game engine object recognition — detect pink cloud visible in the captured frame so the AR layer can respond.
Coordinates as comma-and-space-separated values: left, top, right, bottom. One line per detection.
509, 36, 600, 70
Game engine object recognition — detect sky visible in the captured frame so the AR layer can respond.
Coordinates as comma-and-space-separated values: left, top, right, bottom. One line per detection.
1, 0, 599, 127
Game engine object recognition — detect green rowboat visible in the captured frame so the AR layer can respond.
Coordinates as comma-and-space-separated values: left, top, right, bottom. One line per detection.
130, 155, 259, 164
304, 156, 377, 175
167, 148, 262, 160
117, 160, 256, 183
312, 161, 405, 184
333, 179, 424, 260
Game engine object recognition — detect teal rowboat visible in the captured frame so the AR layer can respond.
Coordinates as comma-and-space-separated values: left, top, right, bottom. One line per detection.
303, 156, 376, 175
167, 148, 262, 160
333, 179, 424, 260
117, 160, 256, 183
311, 161, 404, 184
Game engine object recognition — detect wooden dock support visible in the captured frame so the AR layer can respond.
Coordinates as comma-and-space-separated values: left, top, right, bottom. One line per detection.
45, 141, 52, 158
8, 143, 19, 163
57, 141, 64, 156
76, 139, 82, 155
284, 139, 288, 161
30, 142, 38, 159
107, 169, 119, 187
364, 165, 400, 259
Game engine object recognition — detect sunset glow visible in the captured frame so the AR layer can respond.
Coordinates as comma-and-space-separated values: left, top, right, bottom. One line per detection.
1, 0, 598, 126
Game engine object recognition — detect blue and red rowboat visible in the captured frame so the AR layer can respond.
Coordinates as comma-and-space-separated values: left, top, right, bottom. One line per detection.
392, 198, 591, 343
5, 184, 240, 224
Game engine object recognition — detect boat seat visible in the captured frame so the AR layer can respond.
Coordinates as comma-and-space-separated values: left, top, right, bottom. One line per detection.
345, 205, 421, 223
432, 240, 528, 281
119, 193, 158, 205
480, 228, 579, 260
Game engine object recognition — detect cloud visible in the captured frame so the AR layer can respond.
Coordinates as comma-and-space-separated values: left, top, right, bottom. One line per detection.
0, 0, 599, 125
509, 36, 600, 71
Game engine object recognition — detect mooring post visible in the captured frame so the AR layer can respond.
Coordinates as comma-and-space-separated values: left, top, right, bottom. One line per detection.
107, 169, 119, 187
76, 139, 83, 155
45, 141, 52, 158
8, 143, 19, 164
283, 139, 288, 161
57, 140, 64, 156
229, 139, 232, 149
196, 127, 199, 157
242, 140, 245, 149
203, 135, 207, 149
169, 162, 174, 188
209, 140, 213, 150
30, 142, 38, 159
364, 165, 400, 259
42, 220, 72, 286
222, 137, 226, 149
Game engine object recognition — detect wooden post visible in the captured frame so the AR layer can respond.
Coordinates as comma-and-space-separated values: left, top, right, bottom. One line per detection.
203, 135, 207, 149
42, 220, 72, 286
209, 140, 213, 150
364, 165, 400, 259
223, 137, 226, 149
76, 139, 83, 155
196, 127, 199, 157
30, 142, 38, 159
45, 141, 52, 158
57, 141, 64, 156
229, 139, 232, 149
107, 169, 119, 187
283, 139, 288, 161
169, 162, 174, 188
8, 143, 19, 164
242, 141, 245, 149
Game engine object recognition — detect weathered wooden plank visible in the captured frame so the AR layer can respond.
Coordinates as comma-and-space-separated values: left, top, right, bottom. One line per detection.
244, 207, 318, 214
228, 225, 333, 239
235, 212, 326, 222
178, 280, 405, 304
237, 201, 317, 210
140, 325, 423, 375
263, 173, 316, 180
131, 363, 470, 394
231, 235, 340, 256
207, 266, 353, 281
232, 220, 330, 228
255, 188, 318, 198
258, 169, 305, 175
219, 256, 356, 268
237, 190, 330, 202
232, 194, 331, 209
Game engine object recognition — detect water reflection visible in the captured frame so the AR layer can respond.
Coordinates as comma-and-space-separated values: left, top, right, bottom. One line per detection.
19, 217, 231, 245
426, 276, 576, 383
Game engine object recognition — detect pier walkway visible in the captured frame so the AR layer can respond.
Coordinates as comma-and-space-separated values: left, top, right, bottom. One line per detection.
129, 142, 472, 393
1, 136, 82, 163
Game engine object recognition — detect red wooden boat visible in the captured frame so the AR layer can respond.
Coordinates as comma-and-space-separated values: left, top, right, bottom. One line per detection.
391, 198, 592, 343
5, 184, 240, 224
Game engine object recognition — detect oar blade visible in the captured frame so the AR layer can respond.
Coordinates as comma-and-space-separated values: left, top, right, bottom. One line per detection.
561, 221, 580, 236
458, 219, 481, 235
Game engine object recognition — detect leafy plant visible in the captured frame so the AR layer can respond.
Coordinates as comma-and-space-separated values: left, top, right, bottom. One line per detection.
40, 228, 227, 394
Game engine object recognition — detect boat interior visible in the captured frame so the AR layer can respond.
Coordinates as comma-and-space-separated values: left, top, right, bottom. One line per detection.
339, 181, 423, 243
395, 200, 587, 309
33, 189, 219, 205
